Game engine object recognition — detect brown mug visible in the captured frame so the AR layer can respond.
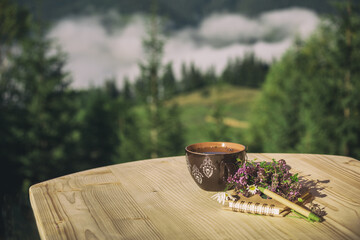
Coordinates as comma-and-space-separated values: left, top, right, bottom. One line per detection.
185, 142, 247, 191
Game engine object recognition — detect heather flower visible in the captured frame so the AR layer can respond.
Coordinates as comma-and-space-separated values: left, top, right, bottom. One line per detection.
283, 172, 291, 180
271, 180, 279, 190
227, 158, 303, 202
239, 176, 247, 185
272, 172, 279, 182
278, 159, 286, 169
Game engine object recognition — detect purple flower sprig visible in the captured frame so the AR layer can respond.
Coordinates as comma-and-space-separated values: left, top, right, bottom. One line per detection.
227, 158, 302, 201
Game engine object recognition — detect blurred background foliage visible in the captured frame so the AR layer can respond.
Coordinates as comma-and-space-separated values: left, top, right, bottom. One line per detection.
1, 0, 360, 239
15, 0, 340, 28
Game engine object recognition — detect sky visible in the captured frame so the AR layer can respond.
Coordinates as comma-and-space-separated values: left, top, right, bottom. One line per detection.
47, 7, 320, 88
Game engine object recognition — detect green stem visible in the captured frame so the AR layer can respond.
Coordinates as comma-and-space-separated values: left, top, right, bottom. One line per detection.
288, 210, 315, 222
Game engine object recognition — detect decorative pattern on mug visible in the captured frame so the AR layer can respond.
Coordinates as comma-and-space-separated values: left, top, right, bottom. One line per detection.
192, 165, 203, 184
200, 156, 216, 178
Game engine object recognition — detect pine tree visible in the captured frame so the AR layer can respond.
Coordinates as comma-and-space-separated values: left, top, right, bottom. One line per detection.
4, 36, 76, 185
104, 78, 120, 99
117, 99, 150, 162
208, 102, 231, 142
331, 0, 360, 157
158, 103, 185, 157
0, 2, 74, 237
240, 53, 269, 88
0, 0, 30, 63
73, 87, 122, 169
0, 0, 31, 203
204, 67, 217, 86
221, 53, 269, 88
180, 62, 205, 92
122, 77, 134, 102
137, 5, 185, 158
247, 46, 304, 152
297, 1, 360, 157
248, 1, 360, 158
161, 62, 177, 99
138, 5, 165, 158
208, 83, 232, 142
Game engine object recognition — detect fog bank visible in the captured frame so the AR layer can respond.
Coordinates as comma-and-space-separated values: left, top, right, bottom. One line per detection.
47, 8, 319, 88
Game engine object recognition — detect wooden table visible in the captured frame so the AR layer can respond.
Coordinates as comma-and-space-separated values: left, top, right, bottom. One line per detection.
29, 153, 360, 239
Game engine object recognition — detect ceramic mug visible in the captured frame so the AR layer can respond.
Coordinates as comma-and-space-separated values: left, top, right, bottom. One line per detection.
185, 142, 247, 191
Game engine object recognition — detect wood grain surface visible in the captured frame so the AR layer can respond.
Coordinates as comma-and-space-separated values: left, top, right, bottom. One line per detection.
29, 153, 360, 239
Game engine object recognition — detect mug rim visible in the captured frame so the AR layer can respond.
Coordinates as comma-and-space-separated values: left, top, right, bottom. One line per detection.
185, 142, 246, 155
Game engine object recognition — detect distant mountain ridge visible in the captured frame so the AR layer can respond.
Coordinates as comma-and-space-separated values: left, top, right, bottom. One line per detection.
16, 0, 345, 28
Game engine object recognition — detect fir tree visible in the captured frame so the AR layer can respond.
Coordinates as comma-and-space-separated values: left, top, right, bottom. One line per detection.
4, 36, 76, 186
158, 103, 185, 157
208, 83, 232, 142
122, 77, 134, 102
249, 1, 360, 158
138, 5, 164, 158
74, 87, 121, 169
247, 46, 304, 152
161, 62, 177, 99
208, 103, 231, 142
137, 5, 185, 158
104, 78, 120, 99
0, 0, 30, 63
0, 0, 31, 203
221, 53, 269, 88
297, 1, 360, 157
117, 100, 150, 162
180, 62, 205, 92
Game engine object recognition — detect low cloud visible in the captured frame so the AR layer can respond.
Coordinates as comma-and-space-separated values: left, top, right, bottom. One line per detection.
197, 8, 319, 45
198, 14, 263, 45
48, 15, 145, 88
47, 8, 319, 88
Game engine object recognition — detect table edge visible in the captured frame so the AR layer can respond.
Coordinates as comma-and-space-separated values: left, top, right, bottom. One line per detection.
28, 153, 358, 192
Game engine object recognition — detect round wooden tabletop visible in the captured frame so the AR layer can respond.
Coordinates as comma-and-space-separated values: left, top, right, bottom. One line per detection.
29, 153, 360, 239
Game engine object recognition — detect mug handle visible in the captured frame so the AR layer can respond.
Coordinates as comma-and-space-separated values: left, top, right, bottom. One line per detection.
219, 161, 237, 183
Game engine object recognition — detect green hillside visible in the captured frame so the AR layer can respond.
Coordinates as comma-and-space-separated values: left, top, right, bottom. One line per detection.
170, 84, 259, 146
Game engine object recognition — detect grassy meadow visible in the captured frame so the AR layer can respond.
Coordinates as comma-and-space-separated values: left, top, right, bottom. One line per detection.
170, 84, 260, 146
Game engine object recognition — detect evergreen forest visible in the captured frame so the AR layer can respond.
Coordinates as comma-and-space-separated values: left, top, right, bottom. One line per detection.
1, 0, 360, 238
